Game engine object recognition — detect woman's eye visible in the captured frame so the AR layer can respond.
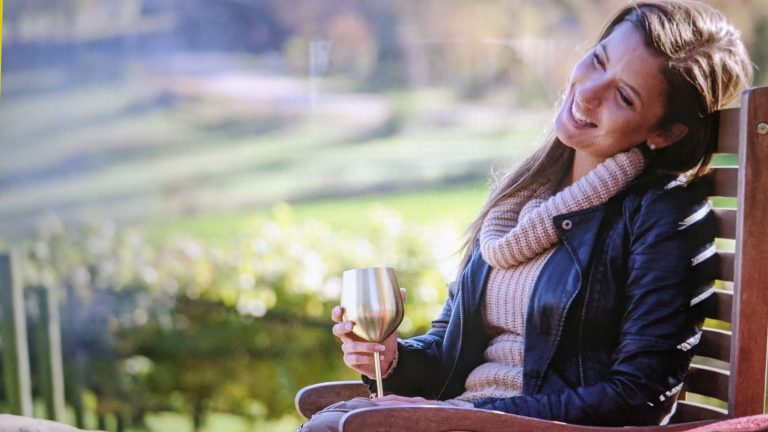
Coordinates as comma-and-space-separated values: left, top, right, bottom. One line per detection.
618, 89, 634, 107
592, 52, 604, 69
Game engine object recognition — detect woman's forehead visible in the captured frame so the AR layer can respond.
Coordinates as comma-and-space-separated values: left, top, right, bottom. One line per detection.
601, 22, 668, 100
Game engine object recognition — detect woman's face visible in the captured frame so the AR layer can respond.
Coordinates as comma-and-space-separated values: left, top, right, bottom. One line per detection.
554, 22, 671, 161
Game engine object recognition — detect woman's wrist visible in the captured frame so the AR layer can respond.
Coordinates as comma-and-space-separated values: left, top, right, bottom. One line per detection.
381, 346, 399, 379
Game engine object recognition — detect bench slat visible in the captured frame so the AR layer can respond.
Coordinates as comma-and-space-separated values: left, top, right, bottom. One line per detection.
707, 289, 733, 324
716, 108, 740, 154
683, 365, 730, 402
695, 328, 731, 363
671, 400, 729, 423
714, 208, 737, 239
718, 252, 735, 282
713, 168, 738, 197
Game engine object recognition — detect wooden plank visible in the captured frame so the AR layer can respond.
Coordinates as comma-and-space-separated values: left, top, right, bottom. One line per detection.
713, 168, 738, 197
33, 285, 67, 421
341, 406, 712, 432
695, 328, 731, 363
713, 208, 737, 239
704, 289, 733, 324
295, 380, 370, 419
0, 252, 33, 416
717, 108, 740, 154
62, 284, 87, 429
671, 400, 728, 423
718, 252, 735, 282
729, 86, 768, 417
684, 365, 730, 402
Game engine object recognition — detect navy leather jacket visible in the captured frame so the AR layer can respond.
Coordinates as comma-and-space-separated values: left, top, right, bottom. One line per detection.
364, 172, 717, 426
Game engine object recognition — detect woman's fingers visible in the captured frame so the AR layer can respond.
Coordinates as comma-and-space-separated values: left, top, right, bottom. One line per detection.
331, 320, 355, 340
331, 305, 344, 323
343, 353, 376, 367
341, 340, 388, 377
331, 306, 356, 341
342, 341, 385, 354
331, 302, 398, 376
343, 353, 375, 376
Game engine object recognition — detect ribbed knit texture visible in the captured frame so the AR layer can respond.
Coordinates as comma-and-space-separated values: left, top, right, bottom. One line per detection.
450, 148, 646, 404
453, 228, 555, 403
479, 148, 646, 268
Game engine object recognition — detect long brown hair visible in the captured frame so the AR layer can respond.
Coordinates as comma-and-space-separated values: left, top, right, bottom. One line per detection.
457, 0, 753, 271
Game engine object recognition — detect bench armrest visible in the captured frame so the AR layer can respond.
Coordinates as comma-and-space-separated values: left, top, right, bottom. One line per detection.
295, 380, 370, 419
339, 406, 715, 432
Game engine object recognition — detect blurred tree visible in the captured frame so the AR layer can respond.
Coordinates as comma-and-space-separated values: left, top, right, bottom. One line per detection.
752, 16, 768, 85
177, 0, 288, 52
11, 206, 457, 427
118, 296, 343, 430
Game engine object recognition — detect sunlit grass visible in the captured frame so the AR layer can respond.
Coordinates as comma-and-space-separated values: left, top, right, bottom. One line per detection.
143, 181, 490, 244
0, 77, 546, 239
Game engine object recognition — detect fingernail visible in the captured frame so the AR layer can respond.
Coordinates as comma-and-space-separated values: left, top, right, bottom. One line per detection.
332, 306, 340, 315
344, 322, 352, 331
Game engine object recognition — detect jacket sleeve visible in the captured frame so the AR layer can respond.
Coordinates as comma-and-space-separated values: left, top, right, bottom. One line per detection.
472, 185, 717, 426
361, 282, 457, 398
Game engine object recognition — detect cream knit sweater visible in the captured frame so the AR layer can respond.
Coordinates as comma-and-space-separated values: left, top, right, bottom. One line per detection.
449, 148, 646, 405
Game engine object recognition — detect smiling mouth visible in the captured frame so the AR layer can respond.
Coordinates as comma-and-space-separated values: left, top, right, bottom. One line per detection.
571, 100, 598, 128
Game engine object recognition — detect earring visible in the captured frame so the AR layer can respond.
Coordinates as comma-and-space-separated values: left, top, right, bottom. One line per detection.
648, 142, 657, 151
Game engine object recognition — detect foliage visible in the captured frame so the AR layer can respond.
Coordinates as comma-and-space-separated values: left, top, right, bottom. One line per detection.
15, 205, 461, 429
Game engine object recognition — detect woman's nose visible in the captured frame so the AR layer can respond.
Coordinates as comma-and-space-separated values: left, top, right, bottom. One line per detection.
575, 80, 605, 110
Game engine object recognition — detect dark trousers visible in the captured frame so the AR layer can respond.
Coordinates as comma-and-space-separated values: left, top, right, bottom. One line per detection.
297, 397, 379, 432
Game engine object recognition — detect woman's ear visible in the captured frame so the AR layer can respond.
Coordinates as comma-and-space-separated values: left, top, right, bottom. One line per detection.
650, 123, 689, 149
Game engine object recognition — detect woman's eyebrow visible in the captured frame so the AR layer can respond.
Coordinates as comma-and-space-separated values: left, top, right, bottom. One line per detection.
599, 43, 644, 104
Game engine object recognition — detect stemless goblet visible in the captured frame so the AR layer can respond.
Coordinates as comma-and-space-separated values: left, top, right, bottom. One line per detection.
341, 267, 404, 398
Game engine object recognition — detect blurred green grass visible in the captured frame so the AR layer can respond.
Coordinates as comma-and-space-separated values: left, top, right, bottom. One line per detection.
143, 181, 489, 244
0, 77, 546, 240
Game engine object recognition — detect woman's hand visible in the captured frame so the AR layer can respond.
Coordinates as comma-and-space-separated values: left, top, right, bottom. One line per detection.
331, 288, 405, 379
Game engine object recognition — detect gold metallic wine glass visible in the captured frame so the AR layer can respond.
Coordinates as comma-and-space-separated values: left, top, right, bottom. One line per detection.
341, 267, 404, 398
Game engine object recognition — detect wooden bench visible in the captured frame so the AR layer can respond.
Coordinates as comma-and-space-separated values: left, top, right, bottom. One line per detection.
295, 86, 768, 431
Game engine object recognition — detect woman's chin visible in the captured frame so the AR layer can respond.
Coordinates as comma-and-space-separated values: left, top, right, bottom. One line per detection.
553, 120, 577, 149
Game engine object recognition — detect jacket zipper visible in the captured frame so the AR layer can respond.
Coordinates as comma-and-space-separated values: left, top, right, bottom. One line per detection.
437, 288, 464, 400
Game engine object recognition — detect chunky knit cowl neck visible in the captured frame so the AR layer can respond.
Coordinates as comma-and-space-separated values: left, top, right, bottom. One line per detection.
479, 148, 646, 269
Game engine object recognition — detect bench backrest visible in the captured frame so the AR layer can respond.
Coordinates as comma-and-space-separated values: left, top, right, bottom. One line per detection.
671, 86, 768, 422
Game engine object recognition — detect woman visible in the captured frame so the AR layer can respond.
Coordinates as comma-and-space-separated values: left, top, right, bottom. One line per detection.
300, 1, 753, 429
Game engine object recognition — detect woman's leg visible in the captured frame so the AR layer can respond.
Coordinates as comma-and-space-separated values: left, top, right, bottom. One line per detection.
297, 397, 378, 432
